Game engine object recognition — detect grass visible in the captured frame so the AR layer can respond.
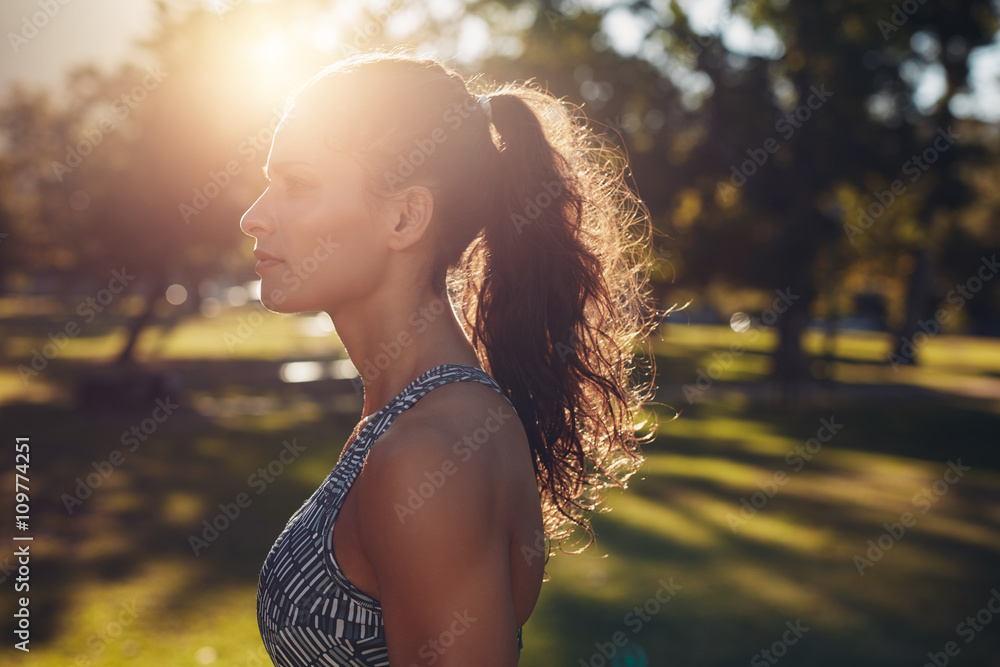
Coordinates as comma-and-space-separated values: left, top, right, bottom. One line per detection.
1, 298, 998, 666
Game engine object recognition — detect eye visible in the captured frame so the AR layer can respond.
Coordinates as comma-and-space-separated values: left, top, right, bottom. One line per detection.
285, 177, 308, 192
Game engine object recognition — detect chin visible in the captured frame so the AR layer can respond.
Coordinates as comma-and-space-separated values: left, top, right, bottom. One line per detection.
258, 284, 296, 314
259, 297, 291, 314
260, 285, 328, 315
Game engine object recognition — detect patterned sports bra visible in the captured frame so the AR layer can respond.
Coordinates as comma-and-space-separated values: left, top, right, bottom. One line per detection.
256, 363, 524, 666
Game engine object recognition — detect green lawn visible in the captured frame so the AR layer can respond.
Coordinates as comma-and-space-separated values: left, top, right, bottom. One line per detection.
1, 299, 998, 666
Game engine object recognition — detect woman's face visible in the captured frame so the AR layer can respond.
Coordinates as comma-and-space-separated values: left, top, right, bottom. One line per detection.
239, 108, 393, 315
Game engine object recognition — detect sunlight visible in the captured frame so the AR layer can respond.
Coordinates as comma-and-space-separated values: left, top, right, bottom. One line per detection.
255, 31, 288, 67
607, 491, 719, 548
296, 312, 334, 337
279, 361, 324, 383
331, 359, 360, 380
312, 21, 338, 53
226, 285, 249, 307
247, 280, 262, 302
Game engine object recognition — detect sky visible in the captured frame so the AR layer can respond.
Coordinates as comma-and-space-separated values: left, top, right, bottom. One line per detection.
1, 0, 155, 94
1, 0, 998, 120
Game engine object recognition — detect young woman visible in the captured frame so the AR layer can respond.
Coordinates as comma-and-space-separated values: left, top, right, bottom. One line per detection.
241, 51, 659, 666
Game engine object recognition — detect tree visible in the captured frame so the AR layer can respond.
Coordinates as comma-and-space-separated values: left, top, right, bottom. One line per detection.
460, 0, 999, 389
1, 1, 330, 371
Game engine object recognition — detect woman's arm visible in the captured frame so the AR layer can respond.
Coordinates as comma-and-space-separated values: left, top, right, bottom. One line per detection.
357, 420, 520, 666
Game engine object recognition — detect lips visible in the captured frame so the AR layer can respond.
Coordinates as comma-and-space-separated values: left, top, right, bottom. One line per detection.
254, 249, 281, 262
253, 249, 283, 272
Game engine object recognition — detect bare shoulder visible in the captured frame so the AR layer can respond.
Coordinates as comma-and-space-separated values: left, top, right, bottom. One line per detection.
354, 377, 531, 546
353, 380, 527, 665
365, 379, 526, 482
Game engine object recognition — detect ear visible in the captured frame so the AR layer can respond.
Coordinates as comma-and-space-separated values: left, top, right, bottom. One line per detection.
385, 186, 435, 252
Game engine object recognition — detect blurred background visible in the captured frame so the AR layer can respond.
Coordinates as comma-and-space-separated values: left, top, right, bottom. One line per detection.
1, 0, 1000, 665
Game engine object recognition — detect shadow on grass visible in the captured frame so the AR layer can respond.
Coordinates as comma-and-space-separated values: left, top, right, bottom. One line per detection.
566, 389, 1000, 667
2, 352, 1000, 667
0, 358, 361, 646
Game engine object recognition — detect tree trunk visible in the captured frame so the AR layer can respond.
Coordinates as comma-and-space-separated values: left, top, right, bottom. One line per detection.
822, 311, 839, 383
891, 248, 933, 366
114, 278, 164, 366
768, 139, 822, 401
772, 296, 813, 401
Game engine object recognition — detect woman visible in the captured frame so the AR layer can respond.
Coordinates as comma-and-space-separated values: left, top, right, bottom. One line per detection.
241, 51, 658, 666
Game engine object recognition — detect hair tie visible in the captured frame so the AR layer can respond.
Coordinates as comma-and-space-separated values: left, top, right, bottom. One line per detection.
476, 94, 492, 125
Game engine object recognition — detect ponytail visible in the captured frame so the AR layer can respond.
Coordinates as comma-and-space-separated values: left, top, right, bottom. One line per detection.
451, 84, 660, 554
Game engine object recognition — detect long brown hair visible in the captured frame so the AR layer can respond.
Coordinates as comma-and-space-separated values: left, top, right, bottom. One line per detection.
290, 51, 661, 555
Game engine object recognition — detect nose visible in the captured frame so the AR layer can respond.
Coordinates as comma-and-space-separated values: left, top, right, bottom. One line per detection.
240, 189, 274, 238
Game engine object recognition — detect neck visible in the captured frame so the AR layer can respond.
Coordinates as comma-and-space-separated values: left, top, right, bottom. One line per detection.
328, 283, 481, 420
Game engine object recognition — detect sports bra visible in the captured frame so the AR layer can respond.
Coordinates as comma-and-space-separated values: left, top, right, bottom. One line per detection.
256, 363, 524, 666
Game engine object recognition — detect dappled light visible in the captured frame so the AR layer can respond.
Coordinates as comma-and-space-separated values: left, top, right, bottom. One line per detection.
2, 0, 1000, 665
2, 295, 1000, 664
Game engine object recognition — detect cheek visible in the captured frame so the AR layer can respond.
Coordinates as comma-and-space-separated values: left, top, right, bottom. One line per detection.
276, 191, 385, 305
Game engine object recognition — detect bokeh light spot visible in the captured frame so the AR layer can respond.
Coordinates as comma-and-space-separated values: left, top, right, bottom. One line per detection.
194, 646, 217, 664
280, 361, 324, 383
330, 359, 359, 380
226, 285, 249, 307
165, 284, 188, 306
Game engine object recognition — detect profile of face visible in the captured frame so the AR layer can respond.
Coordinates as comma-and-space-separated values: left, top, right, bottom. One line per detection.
239, 104, 398, 315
